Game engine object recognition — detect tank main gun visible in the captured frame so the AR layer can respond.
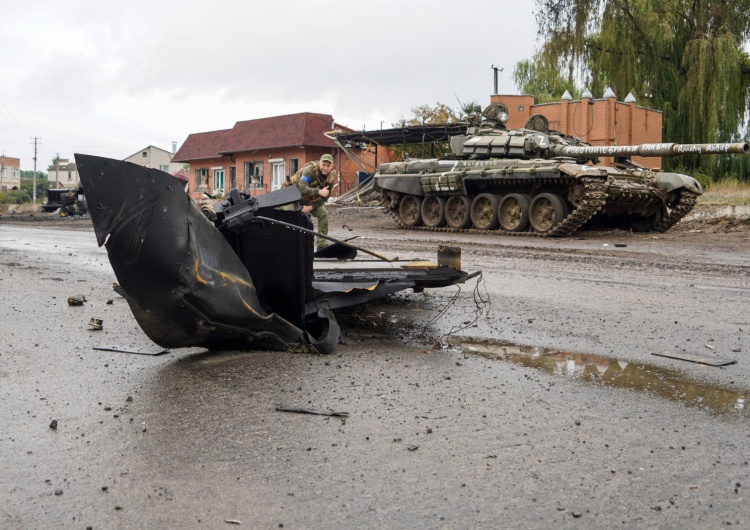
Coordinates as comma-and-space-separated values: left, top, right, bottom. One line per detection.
555, 142, 750, 159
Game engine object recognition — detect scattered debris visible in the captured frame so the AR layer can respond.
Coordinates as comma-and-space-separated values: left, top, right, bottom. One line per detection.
93, 346, 169, 356
275, 405, 349, 417
652, 351, 737, 367
88, 318, 103, 331
705, 344, 716, 351
407, 445, 419, 452
67, 295, 86, 306
614, 243, 627, 247
224, 520, 242, 525
49, 419, 58, 430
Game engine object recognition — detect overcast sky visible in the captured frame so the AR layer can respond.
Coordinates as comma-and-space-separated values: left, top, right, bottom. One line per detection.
1, 0, 540, 171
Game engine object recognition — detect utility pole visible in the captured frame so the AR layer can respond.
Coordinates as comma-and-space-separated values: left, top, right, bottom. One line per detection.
31, 137, 40, 204
55, 152, 60, 190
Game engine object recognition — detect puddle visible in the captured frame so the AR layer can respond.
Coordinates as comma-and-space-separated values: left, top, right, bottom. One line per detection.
452, 338, 748, 418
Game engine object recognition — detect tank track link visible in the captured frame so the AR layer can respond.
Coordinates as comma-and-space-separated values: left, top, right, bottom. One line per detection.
384, 176, 608, 237
653, 189, 699, 232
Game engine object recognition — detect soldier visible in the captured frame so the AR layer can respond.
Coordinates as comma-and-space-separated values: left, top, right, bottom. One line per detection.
284, 154, 337, 249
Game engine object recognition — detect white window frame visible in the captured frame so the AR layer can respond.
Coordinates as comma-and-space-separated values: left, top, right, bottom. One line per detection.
270, 158, 285, 191
213, 168, 225, 192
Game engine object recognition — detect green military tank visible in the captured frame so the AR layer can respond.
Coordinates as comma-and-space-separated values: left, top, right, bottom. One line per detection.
373, 103, 747, 236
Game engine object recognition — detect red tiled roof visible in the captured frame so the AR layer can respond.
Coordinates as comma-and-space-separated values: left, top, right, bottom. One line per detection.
219, 112, 336, 154
170, 168, 190, 182
172, 129, 232, 162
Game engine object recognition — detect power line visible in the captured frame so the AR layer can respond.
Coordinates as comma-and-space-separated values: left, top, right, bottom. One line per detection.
0, 100, 32, 138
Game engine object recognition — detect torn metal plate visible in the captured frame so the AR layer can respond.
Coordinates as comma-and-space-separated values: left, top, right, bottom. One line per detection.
94, 346, 169, 356
652, 351, 737, 367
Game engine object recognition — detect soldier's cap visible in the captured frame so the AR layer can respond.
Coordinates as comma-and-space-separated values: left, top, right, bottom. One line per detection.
320, 154, 334, 164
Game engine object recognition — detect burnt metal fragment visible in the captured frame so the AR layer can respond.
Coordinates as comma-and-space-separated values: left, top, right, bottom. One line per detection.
652, 351, 737, 367
75, 154, 472, 355
275, 405, 349, 417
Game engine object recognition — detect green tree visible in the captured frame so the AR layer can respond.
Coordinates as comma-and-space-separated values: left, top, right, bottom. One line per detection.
514, 49, 581, 103
523, 0, 750, 179
21, 170, 47, 179
391, 102, 465, 159
20, 177, 50, 201
394, 102, 461, 127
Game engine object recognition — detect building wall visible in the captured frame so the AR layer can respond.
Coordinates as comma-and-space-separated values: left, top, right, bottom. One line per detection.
0, 156, 21, 192
491, 94, 663, 168
47, 160, 80, 188
125, 147, 182, 174
185, 146, 383, 201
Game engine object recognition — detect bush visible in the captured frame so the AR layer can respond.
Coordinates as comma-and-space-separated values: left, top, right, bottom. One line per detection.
2, 191, 31, 204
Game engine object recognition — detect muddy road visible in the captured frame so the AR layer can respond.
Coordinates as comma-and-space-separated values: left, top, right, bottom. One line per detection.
1, 211, 749, 529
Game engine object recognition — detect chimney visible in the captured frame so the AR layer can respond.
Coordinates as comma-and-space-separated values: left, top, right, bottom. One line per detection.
171, 141, 177, 155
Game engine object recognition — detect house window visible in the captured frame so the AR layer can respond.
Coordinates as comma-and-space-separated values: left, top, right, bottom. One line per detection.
160, 165, 169, 172
213, 169, 225, 191
68, 172, 72, 181
229, 166, 236, 190
270, 159, 285, 191
290, 158, 298, 176
142, 151, 148, 158
244, 161, 264, 189
195, 168, 209, 189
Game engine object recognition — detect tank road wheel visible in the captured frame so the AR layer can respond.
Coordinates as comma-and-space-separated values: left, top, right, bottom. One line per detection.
498, 193, 531, 232
445, 195, 473, 229
421, 196, 446, 228
470, 193, 500, 230
568, 181, 587, 207
381, 190, 400, 210
398, 195, 423, 227
529, 193, 566, 233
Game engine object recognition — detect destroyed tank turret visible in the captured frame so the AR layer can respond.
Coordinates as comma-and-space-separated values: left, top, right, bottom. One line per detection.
375, 103, 748, 235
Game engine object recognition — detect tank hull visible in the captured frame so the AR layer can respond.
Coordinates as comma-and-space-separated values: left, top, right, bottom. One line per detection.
376, 158, 701, 236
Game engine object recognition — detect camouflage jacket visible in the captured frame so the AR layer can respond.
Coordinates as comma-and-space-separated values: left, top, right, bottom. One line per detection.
285, 161, 336, 206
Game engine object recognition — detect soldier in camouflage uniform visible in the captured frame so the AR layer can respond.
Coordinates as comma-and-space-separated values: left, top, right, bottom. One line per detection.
284, 154, 337, 249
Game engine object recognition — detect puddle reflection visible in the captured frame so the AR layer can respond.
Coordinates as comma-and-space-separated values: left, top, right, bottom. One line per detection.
452, 338, 748, 418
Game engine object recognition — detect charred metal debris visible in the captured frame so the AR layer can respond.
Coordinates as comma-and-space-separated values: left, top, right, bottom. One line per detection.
74, 154, 476, 355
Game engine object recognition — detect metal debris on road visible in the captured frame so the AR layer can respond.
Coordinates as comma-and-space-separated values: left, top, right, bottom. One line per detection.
652, 351, 737, 367
224, 520, 242, 525
275, 405, 349, 417
88, 318, 103, 330
93, 346, 169, 356
67, 294, 86, 306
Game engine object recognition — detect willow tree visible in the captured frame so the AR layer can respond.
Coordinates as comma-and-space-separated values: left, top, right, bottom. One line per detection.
521, 0, 750, 178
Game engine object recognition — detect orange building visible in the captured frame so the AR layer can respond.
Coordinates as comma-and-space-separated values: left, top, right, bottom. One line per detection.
491, 89, 663, 168
173, 112, 377, 202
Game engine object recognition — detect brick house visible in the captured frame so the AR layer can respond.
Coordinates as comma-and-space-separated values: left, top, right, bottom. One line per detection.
124, 145, 183, 174
173, 112, 378, 202
491, 90, 663, 168
47, 159, 80, 188
0, 156, 21, 193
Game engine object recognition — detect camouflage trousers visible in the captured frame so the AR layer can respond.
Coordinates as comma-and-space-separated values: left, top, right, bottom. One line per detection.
280, 203, 329, 248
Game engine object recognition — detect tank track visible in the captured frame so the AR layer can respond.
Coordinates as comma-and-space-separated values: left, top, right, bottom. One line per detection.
385, 176, 608, 237
653, 189, 700, 232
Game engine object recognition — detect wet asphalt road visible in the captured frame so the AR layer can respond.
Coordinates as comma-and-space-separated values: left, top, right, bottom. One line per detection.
1, 220, 749, 529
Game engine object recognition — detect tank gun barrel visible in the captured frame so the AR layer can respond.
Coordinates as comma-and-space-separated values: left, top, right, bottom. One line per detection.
556, 142, 750, 158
